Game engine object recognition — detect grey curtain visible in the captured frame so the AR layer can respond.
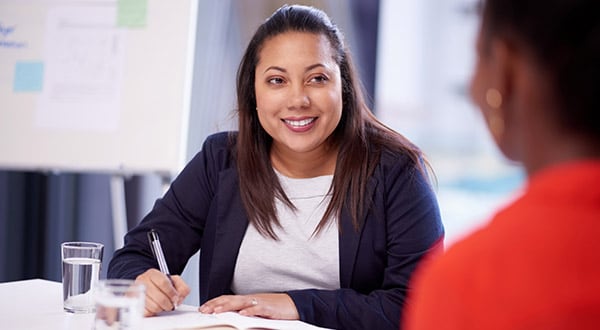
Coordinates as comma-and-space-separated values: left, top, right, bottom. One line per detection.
0, 172, 113, 281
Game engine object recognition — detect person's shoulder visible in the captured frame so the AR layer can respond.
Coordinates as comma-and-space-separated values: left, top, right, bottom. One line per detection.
204, 131, 237, 147
366, 128, 419, 163
414, 224, 494, 291
404, 222, 507, 329
428, 208, 518, 278
376, 143, 425, 181
187, 131, 237, 169
200, 131, 237, 155
377, 143, 415, 167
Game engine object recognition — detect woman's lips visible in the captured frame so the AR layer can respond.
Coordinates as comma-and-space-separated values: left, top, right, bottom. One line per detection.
282, 117, 317, 132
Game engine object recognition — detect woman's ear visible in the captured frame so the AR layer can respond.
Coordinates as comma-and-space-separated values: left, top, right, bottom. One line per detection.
483, 37, 525, 161
487, 38, 516, 104
487, 36, 542, 163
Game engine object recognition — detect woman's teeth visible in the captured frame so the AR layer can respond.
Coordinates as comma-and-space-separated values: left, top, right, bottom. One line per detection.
284, 118, 316, 127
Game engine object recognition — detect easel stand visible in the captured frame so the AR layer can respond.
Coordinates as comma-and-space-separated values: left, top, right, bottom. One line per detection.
110, 175, 128, 250
110, 173, 173, 250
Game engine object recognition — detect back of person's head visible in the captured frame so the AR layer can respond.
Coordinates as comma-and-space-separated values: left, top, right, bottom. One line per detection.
481, 0, 600, 142
236, 4, 366, 146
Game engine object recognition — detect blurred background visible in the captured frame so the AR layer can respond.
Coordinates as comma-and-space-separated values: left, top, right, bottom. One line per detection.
0, 0, 523, 304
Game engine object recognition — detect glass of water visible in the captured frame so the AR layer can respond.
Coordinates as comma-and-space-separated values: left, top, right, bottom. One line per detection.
94, 279, 146, 330
61, 241, 104, 313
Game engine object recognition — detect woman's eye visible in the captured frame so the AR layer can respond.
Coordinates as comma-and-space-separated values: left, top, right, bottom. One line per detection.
267, 77, 285, 85
309, 75, 328, 84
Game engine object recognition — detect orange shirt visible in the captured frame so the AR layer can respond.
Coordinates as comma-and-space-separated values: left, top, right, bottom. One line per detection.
403, 160, 600, 330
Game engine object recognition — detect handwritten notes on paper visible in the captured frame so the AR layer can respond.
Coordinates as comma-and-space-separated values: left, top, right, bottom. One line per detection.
35, 5, 125, 132
0, 21, 26, 49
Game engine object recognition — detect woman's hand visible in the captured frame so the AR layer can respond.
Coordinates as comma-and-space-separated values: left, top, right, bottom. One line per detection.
198, 293, 300, 320
135, 268, 191, 316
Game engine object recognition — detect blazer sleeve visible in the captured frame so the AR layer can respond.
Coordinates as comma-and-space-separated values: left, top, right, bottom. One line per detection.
107, 134, 227, 279
287, 153, 444, 330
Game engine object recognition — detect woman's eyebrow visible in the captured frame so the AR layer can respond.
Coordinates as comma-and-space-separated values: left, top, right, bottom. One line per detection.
263, 66, 286, 73
263, 63, 328, 74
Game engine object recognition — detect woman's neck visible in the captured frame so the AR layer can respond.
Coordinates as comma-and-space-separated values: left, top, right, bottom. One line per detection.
522, 128, 600, 177
270, 144, 338, 178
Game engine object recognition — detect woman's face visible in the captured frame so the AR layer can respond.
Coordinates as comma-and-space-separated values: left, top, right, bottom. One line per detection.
254, 31, 343, 157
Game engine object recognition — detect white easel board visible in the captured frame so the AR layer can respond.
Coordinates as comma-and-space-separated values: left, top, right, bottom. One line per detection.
0, 0, 198, 177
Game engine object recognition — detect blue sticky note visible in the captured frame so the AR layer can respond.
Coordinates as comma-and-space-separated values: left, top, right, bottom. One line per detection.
13, 61, 44, 92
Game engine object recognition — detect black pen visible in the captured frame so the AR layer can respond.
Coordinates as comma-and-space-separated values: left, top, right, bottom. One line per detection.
147, 229, 173, 285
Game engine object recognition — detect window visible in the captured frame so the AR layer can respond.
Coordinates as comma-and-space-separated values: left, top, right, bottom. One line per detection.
376, 0, 524, 246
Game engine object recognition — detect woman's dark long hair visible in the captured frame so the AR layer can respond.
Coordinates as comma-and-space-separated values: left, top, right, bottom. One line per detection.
235, 5, 426, 239
481, 0, 600, 142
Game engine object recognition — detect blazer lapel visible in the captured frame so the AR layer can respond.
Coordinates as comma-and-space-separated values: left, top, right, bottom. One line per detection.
207, 169, 249, 297
338, 175, 378, 288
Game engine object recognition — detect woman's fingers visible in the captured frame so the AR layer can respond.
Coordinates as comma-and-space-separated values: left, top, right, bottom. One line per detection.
171, 275, 191, 305
135, 269, 188, 316
199, 295, 241, 314
199, 293, 299, 320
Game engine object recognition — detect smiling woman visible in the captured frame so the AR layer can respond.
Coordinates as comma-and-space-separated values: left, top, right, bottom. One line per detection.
107, 5, 444, 330
255, 31, 342, 177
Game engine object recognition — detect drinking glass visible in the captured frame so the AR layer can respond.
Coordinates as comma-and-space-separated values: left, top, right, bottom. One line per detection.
94, 279, 146, 330
61, 241, 104, 313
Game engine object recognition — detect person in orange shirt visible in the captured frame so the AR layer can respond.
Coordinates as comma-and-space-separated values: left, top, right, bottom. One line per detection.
403, 0, 600, 329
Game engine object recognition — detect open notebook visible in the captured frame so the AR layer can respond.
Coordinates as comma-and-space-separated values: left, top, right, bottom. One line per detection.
141, 305, 333, 330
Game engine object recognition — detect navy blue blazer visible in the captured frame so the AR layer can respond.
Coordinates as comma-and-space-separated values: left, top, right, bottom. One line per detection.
108, 132, 444, 330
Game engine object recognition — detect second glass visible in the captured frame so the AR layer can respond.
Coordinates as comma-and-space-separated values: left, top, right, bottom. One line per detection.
94, 279, 146, 330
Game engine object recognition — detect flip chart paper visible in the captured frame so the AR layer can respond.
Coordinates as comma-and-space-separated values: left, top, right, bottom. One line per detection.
35, 5, 124, 132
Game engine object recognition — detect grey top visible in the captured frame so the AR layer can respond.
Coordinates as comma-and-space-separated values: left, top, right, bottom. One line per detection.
231, 171, 339, 294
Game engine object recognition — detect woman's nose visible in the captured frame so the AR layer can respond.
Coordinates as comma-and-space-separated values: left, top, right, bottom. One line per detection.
287, 86, 311, 109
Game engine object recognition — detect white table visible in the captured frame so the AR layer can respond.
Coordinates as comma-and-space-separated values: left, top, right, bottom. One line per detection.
0, 279, 94, 329
0, 279, 330, 329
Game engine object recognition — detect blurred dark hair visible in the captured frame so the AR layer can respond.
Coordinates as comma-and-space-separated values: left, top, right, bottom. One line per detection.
235, 4, 425, 239
481, 0, 600, 141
